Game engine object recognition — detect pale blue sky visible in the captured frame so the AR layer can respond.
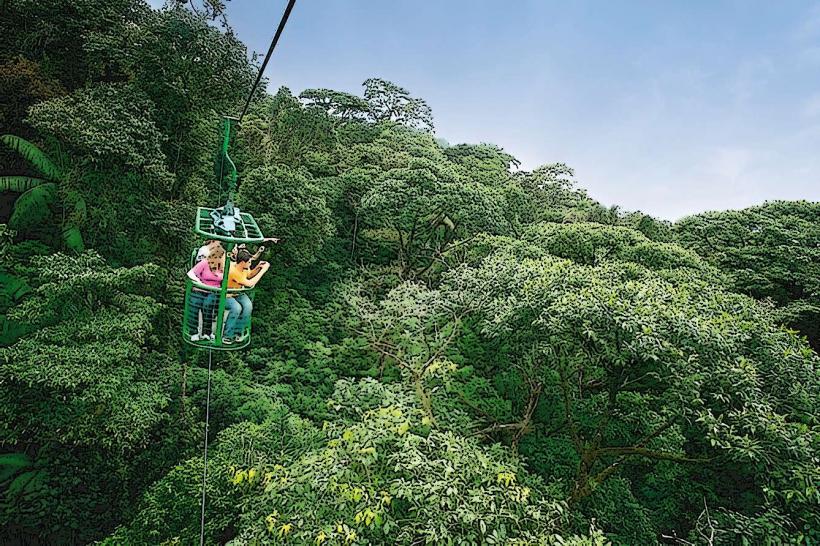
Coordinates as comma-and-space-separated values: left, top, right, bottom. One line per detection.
155, 1, 820, 219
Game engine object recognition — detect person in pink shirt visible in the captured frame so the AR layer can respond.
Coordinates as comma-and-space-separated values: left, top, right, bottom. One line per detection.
186, 243, 225, 341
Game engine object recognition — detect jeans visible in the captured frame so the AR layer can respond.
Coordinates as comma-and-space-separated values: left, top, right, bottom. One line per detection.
224, 293, 252, 338
188, 291, 218, 335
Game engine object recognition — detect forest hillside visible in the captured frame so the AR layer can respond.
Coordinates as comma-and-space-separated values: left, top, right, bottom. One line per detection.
1, 2, 818, 545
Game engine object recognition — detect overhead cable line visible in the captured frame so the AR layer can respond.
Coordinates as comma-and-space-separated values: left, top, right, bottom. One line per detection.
238, 0, 297, 123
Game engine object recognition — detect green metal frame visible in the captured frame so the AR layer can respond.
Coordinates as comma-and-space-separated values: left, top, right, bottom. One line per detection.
193, 207, 265, 244
212, 241, 234, 349
182, 288, 253, 349
221, 116, 238, 198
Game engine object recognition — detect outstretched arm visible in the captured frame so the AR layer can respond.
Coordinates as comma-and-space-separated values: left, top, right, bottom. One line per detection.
250, 245, 266, 263
249, 238, 279, 265
237, 263, 270, 287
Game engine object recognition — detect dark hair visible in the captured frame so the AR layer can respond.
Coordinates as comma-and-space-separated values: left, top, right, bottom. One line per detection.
235, 249, 253, 263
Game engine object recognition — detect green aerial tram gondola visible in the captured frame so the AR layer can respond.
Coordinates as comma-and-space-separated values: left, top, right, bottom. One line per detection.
182, 0, 295, 354
182, 116, 270, 351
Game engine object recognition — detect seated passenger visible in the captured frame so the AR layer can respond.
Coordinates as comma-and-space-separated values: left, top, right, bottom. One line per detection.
222, 248, 270, 344
194, 239, 215, 263
186, 245, 225, 342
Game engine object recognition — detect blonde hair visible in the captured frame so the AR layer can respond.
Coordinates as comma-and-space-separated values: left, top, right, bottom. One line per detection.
207, 246, 225, 270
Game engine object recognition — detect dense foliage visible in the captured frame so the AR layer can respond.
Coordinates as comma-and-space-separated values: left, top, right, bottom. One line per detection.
1, 1, 818, 545
675, 201, 820, 351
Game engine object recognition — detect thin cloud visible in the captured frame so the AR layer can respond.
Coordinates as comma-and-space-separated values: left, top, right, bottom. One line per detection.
708, 147, 753, 182
795, 3, 820, 40
803, 94, 820, 118
730, 57, 775, 106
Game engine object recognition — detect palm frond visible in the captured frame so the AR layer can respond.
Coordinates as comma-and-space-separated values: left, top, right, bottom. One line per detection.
62, 223, 85, 253
0, 135, 63, 182
65, 192, 87, 224
0, 176, 46, 193
9, 182, 57, 232
7, 469, 46, 499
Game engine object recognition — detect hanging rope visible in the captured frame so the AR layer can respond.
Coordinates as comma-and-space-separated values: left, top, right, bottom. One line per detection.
238, 0, 297, 122
199, 348, 213, 546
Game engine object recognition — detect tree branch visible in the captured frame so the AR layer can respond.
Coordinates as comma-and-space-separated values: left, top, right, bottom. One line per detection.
592, 446, 711, 464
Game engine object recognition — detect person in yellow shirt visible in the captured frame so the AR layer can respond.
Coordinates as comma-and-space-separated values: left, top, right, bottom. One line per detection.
223, 248, 270, 343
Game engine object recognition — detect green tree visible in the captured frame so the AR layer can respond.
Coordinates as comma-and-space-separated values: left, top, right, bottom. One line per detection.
675, 201, 820, 350
109, 379, 607, 545
444, 143, 520, 186
520, 222, 719, 282
363, 78, 434, 132
0, 57, 64, 144
0, 250, 184, 542
351, 124, 512, 277
505, 163, 598, 227
0, 135, 85, 251
300, 87, 372, 123
237, 88, 339, 172
89, 5, 255, 177
2, 1, 818, 543
21, 82, 189, 262
446, 232, 819, 542
237, 164, 334, 267
0, 0, 150, 90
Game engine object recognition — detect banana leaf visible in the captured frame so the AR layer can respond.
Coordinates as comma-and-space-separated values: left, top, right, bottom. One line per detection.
0, 453, 31, 484
61, 223, 85, 253
9, 182, 57, 232
0, 176, 46, 193
0, 135, 63, 182
6, 469, 44, 499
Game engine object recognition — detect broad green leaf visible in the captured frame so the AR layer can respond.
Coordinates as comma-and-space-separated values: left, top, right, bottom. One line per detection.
0, 135, 63, 181
0, 460, 28, 483
6, 470, 38, 498
0, 176, 46, 193
62, 223, 85, 253
9, 182, 57, 232
0, 452, 31, 470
